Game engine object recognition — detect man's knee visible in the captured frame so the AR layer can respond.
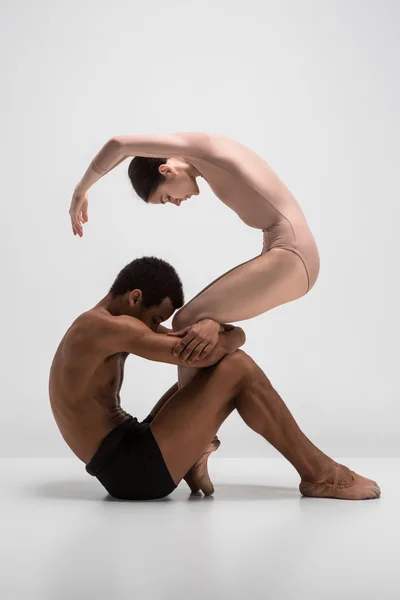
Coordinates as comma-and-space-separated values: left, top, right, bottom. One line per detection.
217, 350, 256, 380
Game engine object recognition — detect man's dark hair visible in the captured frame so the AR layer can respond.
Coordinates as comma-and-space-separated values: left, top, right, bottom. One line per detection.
109, 256, 184, 309
128, 157, 167, 203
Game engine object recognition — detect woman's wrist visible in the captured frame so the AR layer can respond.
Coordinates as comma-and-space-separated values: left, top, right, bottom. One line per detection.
74, 184, 85, 196
74, 165, 101, 196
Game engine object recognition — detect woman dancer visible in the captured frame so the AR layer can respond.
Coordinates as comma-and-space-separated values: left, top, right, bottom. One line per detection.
69, 132, 320, 493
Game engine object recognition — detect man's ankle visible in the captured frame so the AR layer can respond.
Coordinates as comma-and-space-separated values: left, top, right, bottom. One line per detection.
300, 456, 335, 482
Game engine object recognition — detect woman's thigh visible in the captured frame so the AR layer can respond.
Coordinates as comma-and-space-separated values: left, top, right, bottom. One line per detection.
173, 248, 309, 327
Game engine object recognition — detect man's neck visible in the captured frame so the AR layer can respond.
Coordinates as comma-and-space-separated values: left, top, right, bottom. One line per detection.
95, 293, 124, 316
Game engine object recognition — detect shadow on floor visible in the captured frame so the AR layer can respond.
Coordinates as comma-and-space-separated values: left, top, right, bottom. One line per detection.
25, 480, 300, 502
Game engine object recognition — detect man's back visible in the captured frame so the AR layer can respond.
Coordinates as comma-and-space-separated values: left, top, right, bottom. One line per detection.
49, 309, 132, 463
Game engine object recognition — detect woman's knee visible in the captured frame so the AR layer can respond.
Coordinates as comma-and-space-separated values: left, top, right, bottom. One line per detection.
172, 309, 190, 331
172, 307, 206, 331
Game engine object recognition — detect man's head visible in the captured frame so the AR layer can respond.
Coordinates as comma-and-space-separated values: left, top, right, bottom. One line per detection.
128, 156, 201, 206
108, 256, 184, 331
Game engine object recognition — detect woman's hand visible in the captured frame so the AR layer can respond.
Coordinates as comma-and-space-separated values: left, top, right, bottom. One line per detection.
69, 192, 89, 237
167, 319, 221, 363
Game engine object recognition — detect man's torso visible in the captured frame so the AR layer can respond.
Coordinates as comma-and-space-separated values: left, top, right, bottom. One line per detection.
49, 309, 132, 464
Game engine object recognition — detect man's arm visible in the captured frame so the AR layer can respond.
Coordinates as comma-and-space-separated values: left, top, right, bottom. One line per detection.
97, 315, 245, 368
156, 322, 227, 335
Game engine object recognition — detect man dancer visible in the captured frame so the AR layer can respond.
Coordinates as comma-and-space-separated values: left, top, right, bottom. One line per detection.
49, 256, 381, 501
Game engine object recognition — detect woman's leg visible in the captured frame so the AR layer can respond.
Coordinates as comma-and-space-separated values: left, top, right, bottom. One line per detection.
172, 248, 308, 387
150, 350, 380, 500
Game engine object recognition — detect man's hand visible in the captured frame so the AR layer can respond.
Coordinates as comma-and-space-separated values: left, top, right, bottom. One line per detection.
167, 319, 221, 363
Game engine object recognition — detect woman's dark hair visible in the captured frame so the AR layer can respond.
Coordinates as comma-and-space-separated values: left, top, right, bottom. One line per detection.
109, 256, 184, 309
128, 157, 167, 202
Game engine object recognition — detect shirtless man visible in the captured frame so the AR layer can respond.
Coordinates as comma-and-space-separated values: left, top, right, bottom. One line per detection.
49, 255, 381, 501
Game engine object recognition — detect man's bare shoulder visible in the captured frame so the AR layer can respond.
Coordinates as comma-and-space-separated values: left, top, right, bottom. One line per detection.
76, 309, 146, 337
68, 310, 147, 356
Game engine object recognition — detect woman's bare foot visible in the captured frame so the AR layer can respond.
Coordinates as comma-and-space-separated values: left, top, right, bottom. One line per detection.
299, 461, 381, 500
183, 435, 221, 496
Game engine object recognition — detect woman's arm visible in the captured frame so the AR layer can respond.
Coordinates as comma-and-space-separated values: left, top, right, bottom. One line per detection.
74, 132, 212, 195
74, 139, 127, 195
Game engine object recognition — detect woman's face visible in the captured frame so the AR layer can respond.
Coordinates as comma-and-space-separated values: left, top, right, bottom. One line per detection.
148, 163, 200, 206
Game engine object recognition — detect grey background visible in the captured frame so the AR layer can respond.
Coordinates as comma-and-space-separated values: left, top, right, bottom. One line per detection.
1, 0, 398, 458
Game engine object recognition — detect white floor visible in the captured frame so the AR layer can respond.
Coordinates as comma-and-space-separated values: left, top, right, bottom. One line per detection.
1, 457, 398, 600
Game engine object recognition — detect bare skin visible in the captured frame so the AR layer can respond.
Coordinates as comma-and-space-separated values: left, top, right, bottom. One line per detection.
142, 380, 220, 494
48, 289, 241, 493
49, 290, 381, 500
148, 321, 238, 494
148, 352, 381, 500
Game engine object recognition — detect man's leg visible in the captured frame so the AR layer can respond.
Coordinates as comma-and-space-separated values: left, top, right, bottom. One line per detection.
142, 381, 220, 494
150, 351, 381, 500
233, 356, 381, 499
142, 382, 179, 423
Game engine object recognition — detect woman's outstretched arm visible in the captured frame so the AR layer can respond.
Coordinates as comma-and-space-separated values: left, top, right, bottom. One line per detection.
70, 132, 213, 236
74, 132, 212, 195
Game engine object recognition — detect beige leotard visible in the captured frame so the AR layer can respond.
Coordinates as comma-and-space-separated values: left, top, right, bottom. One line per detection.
188, 134, 320, 292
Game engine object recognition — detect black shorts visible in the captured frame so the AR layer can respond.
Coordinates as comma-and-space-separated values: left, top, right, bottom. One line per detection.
85, 414, 178, 500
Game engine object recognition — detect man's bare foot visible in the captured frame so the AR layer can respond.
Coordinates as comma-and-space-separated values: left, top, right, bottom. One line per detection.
183, 435, 221, 496
299, 461, 381, 500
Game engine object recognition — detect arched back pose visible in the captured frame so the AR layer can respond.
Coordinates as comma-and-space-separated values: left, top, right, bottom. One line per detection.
69, 132, 320, 395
